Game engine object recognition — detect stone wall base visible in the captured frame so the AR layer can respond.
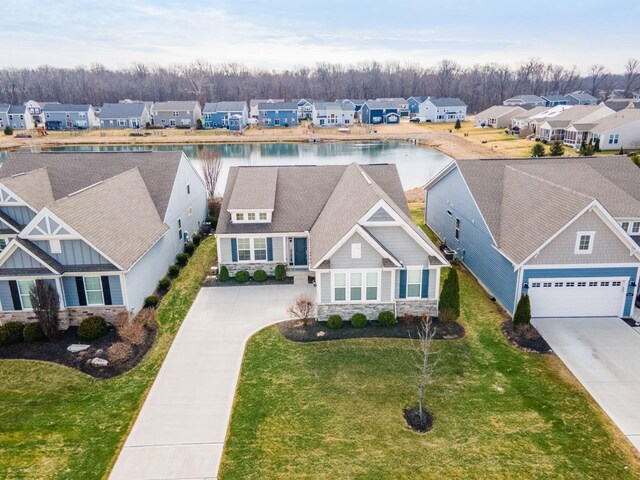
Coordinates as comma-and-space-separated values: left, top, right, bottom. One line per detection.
317, 300, 437, 322
395, 300, 438, 318
0, 306, 128, 330
222, 262, 285, 276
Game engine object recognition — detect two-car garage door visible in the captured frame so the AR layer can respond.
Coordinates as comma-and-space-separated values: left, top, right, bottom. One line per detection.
528, 277, 627, 317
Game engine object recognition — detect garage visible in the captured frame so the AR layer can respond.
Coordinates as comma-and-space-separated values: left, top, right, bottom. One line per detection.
528, 277, 628, 317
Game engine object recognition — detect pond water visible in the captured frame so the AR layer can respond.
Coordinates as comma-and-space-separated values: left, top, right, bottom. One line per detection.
3, 142, 452, 195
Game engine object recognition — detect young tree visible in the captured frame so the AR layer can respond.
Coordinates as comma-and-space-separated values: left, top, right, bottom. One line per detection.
29, 280, 60, 341
513, 294, 531, 328
619, 146, 625, 155
531, 142, 545, 157
412, 315, 437, 426
549, 141, 564, 157
579, 141, 594, 156
200, 147, 222, 199
287, 294, 316, 321
438, 268, 460, 319
454, 118, 461, 130
593, 137, 601, 152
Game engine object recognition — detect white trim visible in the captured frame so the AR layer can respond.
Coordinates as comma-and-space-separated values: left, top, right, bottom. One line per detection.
574, 231, 595, 254
217, 231, 308, 239
235, 237, 268, 263
521, 262, 640, 270
405, 265, 424, 299
83, 275, 105, 306
330, 269, 382, 304
0, 240, 60, 274
0, 182, 38, 212
0, 216, 20, 234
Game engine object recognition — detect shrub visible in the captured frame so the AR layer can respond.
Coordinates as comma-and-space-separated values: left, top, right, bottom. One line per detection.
176, 253, 189, 267
136, 308, 158, 331
184, 242, 195, 256
191, 233, 202, 246
513, 294, 531, 328
218, 265, 230, 282
274, 264, 287, 281
593, 137, 601, 152
579, 141, 595, 156
253, 269, 268, 282
454, 119, 461, 130
619, 146, 624, 155
116, 315, 147, 346
196, 118, 203, 130
549, 141, 564, 157
541, 139, 548, 144
438, 308, 457, 325
206, 215, 218, 229
350, 313, 368, 328
439, 268, 460, 320
377, 310, 396, 327
158, 277, 171, 292
3, 126, 13, 136
531, 143, 545, 157
327, 314, 344, 329
144, 295, 159, 308
108, 342, 133, 362
0, 321, 25, 346
29, 280, 60, 341
23, 322, 46, 342
235, 270, 250, 283
287, 294, 316, 320
77, 316, 107, 341
168, 264, 180, 278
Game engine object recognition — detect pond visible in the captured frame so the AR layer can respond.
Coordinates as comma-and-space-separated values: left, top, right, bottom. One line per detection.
3, 142, 452, 195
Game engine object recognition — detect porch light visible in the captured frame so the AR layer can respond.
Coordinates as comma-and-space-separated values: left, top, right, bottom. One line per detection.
523, 282, 529, 289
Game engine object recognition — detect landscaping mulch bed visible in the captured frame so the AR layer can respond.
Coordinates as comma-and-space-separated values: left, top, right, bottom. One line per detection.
403, 406, 433, 433
501, 320, 551, 354
202, 276, 294, 287
278, 317, 464, 343
0, 325, 157, 379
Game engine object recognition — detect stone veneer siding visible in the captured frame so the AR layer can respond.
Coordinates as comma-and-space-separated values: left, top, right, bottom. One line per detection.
0, 305, 128, 330
395, 299, 437, 317
223, 262, 285, 276
317, 299, 437, 321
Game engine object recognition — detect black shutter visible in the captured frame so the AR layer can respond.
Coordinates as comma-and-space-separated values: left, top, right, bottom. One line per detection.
9, 280, 22, 311
101, 276, 112, 305
75, 277, 87, 306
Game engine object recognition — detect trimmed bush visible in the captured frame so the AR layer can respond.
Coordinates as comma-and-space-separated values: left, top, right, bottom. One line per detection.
454, 119, 461, 129
191, 233, 202, 247
158, 277, 171, 292
253, 269, 268, 282
4, 126, 13, 136
176, 253, 189, 267
77, 316, 107, 341
513, 294, 531, 328
327, 314, 344, 329
23, 322, 46, 342
206, 216, 218, 229
377, 310, 396, 327
531, 142, 545, 157
218, 265, 230, 282
184, 242, 195, 256
350, 313, 368, 328
235, 270, 250, 283
168, 264, 180, 278
439, 268, 460, 319
0, 321, 25, 346
144, 295, 159, 308
274, 264, 287, 281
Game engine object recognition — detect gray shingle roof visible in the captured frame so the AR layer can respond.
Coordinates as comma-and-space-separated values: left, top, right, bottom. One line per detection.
363, 100, 400, 109
427, 97, 467, 107
313, 102, 354, 113
203, 101, 247, 113
227, 167, 278, 210
0, 104, 9, 113
42, 104, 92, 112
454, 156, 640, 264
257, 102, 298, 110
541, 94, 568, 102
152, 101, 200, 111
567, 92, 598, 102
8, 105, 26, 114
508, 95, 545, 103
99, 102, 146, 119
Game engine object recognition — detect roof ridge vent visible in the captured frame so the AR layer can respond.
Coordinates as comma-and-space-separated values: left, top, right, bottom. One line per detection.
68, 181, 103, 197
10, 172, 26, 177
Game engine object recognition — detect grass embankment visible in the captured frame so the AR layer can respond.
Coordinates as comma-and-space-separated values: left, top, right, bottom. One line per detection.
0, 237, 217, 479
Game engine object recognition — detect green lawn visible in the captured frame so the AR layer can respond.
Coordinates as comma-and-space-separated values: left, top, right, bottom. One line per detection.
0, 237, 217, 480
220, 217, 640, 479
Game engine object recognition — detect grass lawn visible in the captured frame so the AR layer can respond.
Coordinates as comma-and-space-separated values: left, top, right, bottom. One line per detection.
0, 237, 217, 480
220, 213, 640, 479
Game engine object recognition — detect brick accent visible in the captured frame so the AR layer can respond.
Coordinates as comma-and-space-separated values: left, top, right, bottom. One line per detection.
0, 306, 128, 330
317, 302, 395, 322
222, 262, 285, 276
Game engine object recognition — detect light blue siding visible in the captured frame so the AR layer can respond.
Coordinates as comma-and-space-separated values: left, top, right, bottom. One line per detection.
108, 276, 124, 305
2, 248, 43, 269
62, 276, 79, 306
0, 206, 35, 226
426, 167, 518, 313
0, 280, 13, 310
32, 239, 111, 265
259, 110, 298, 127
522, 267, 639, 317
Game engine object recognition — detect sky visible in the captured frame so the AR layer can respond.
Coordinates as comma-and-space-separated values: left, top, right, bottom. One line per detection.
1, 0, 638, 72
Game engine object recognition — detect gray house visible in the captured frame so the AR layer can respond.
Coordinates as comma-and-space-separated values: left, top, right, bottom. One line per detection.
43, 104, 99, 130
0, 151, 207, 328
216, 163, 449, 321
0, 104, 10, 130
99, 102, 152, 129
151, 101, 202, 128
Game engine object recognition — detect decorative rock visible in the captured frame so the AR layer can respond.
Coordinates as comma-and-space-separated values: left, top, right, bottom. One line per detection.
67, 344, 90, 353
90, 357, 109, 367
316, 331, 326, 337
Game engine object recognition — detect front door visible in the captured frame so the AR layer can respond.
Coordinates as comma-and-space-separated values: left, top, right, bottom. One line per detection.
293, 238, 308, 266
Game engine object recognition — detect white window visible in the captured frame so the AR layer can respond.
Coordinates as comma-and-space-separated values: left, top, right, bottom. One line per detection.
366, 272, 378, 300
0, 238, 7, 252
447, 209, 452, 217
334, 273, 346, 301
554, 282, 563, 287
84, 277, 104, 305
350, 273, 362, 301
575, 231, 594, 254
407, 269, 422, 298
531, 282, 541, 288
608, 133, 619, 144
235, 213, 244, 221
577, 282, 587, 287
566, 282, 575, 287
17, 280, 35, 309
247, 213, 256, 221
455, 218, 461, 241
237, 238, 251, 261
601, 281, 610, 286
332, 271, 379, 302
588, 281, 598, 287
621, 221, 630, 232
236, 237, 268, 261
49, 239, 61, 254
351, 243, 361, 259
253, 238, 267, 261
187, 207, 192, 217
633, 222, 640, 234
259, 212, 268, 221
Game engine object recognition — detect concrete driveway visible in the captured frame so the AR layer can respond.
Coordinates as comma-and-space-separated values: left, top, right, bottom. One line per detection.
532, 317, 640, 450
110, 283, 315, 480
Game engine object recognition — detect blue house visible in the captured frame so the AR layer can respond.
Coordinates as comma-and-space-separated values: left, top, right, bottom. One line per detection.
360, 101, 401, 124
407, 96, 428, 115
541, 95, 570, 107
425, 157, 640, 319
258, 102, 298, 127
203, 101, 248, 130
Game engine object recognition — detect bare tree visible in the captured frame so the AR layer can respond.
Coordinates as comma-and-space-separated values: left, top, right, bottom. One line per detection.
200, 147, 222, 198
412, 315, 437, 426
587, 64, 609, 97
624, 58, 640, 97
29, 280, 60, 341
287, 294, 316, 321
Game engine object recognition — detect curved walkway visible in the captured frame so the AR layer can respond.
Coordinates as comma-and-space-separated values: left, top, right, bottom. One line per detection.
110, 283, 315, 480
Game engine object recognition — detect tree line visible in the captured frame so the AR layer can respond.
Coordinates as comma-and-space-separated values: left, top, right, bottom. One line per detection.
1, 58, 639, 113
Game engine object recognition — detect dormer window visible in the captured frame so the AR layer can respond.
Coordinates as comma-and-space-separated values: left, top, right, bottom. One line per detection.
248, 213, 256, 221
259, 212, 267, 221
231, 210, 272, 223
236, 213, 244, 221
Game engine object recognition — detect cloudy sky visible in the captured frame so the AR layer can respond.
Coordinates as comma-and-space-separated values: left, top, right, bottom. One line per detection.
1, 0, 638, 72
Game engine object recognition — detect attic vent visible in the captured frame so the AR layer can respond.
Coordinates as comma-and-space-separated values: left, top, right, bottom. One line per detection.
68, 181, 103, 197
11, 172, 26, 178
360, 169, 373, 185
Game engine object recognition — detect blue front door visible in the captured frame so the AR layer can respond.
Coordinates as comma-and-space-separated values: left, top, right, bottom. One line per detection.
294, 238, 308, 266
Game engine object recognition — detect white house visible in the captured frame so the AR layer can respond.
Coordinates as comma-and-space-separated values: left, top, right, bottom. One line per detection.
418, 97, 467, 123
587, 109, 640, 151
311, 102, 355, 127
474, 106, 526, 129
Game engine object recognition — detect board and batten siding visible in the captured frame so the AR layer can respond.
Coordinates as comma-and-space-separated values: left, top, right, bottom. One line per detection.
366, 226, 431, 266
61, 275, 124, 307
526, 210, 638, 265
125, 156, 207, 312
0, 206, 35, 226
32, 239, 111, 265
426, 167, 518, 313
1, 248, 43, 269
218, 235, 286, 264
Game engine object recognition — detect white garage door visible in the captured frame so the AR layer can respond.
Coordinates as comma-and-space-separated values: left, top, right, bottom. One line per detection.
528, 277, 627, 318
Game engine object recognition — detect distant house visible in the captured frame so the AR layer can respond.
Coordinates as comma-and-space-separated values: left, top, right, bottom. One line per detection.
510, 106, 550, 134
151, 101, 202, 128
565, 92, 598, 105
0, 151, 207, 327
250, 99, 284, 119
99, 102, 151, 129
7, 105, 36, 130
537, 105, 613, 142
216, 163, 449, 321
292, 99, 317, 120
407, 96, 428, 115
24, 101, 44, 125
603, 99, 637, 112
258, 102, 298, 127
42, 104, 98, 130
474, 106, 526, 129
541, 95, 570, 107
586, 109, 640, 151
360, 101, 400, 124
503, 95, 546, 108
203, 101, 249, 130
336, 99, 366, 117
311, 102, 355, 127
375, 98, 409, 116
418, 97, 467, 123
526, 105, 573, 135
0, 104, 9, 130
